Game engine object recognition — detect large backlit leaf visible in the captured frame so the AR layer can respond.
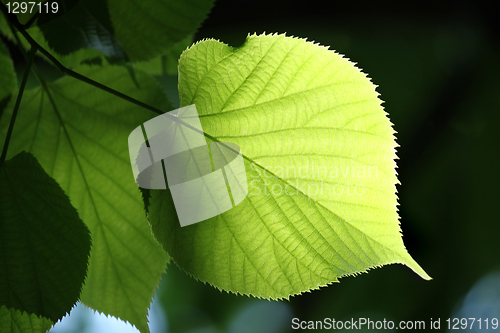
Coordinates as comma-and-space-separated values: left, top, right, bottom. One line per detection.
0, 152, 90, 327
0, 65, 170, 332
148, 33, 430, 299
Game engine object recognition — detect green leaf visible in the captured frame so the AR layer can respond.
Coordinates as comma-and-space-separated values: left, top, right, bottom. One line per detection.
28, 27, 107, 69
38, 0, 127, 60
133, 34, 193, 76
0, 152, 91, 323
0, 10, 12, 39
0, 15, 33, 61
0, 38, 16, 117
0, 305, 53, 333
0, 66, 170, 332
36, 0, 215, 62
107, 0, 215, 61
0, 8, 102, 69
148, 33, 430, 299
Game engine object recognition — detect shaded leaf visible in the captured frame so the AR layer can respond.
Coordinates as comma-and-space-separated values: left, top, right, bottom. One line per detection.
0, 38, 16, 117
0, 152, 91, 322
133, 35, 193, 76
148, 33, 430, 300
29, 27, 107, 69
36, 0, 215, 62
0, 65, 170, 333
38, 0, 127, 60
108, 0, 215, 61
0, 14, 36, 64
0, 10, 103, 69
0, 9, 12, 39
0, 305, 53, 333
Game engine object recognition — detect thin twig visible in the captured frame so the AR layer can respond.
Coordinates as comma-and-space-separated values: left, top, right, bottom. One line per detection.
0, 3, 211, 140
0, 46, 37, 165
0, 3, 246, 162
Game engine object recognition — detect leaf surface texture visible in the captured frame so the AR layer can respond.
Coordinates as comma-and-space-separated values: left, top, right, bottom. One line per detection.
0, 152, 91, 327
0, 66, 170, 332
148, 34, 430, 299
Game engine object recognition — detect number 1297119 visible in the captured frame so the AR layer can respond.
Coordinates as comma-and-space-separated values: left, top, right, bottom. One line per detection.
447, 318, 498, 330
6, 2, 58, 14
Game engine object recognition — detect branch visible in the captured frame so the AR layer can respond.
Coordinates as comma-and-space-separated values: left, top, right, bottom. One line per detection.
0, 3, 213, 142
1, 3, 246, 165
0, 47, 37, 165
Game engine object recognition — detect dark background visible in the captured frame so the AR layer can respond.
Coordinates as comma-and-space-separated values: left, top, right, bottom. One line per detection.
154, 0, 500, 332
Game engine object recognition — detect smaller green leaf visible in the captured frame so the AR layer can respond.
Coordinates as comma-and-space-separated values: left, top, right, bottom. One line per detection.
1, 6, 95, 68
25, 27, 106, 70
36, 0, 215, 62
0, 305, 53, 333
0, 152, 91, 323
108, 0, 215, 61
0, 65, 171, 333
